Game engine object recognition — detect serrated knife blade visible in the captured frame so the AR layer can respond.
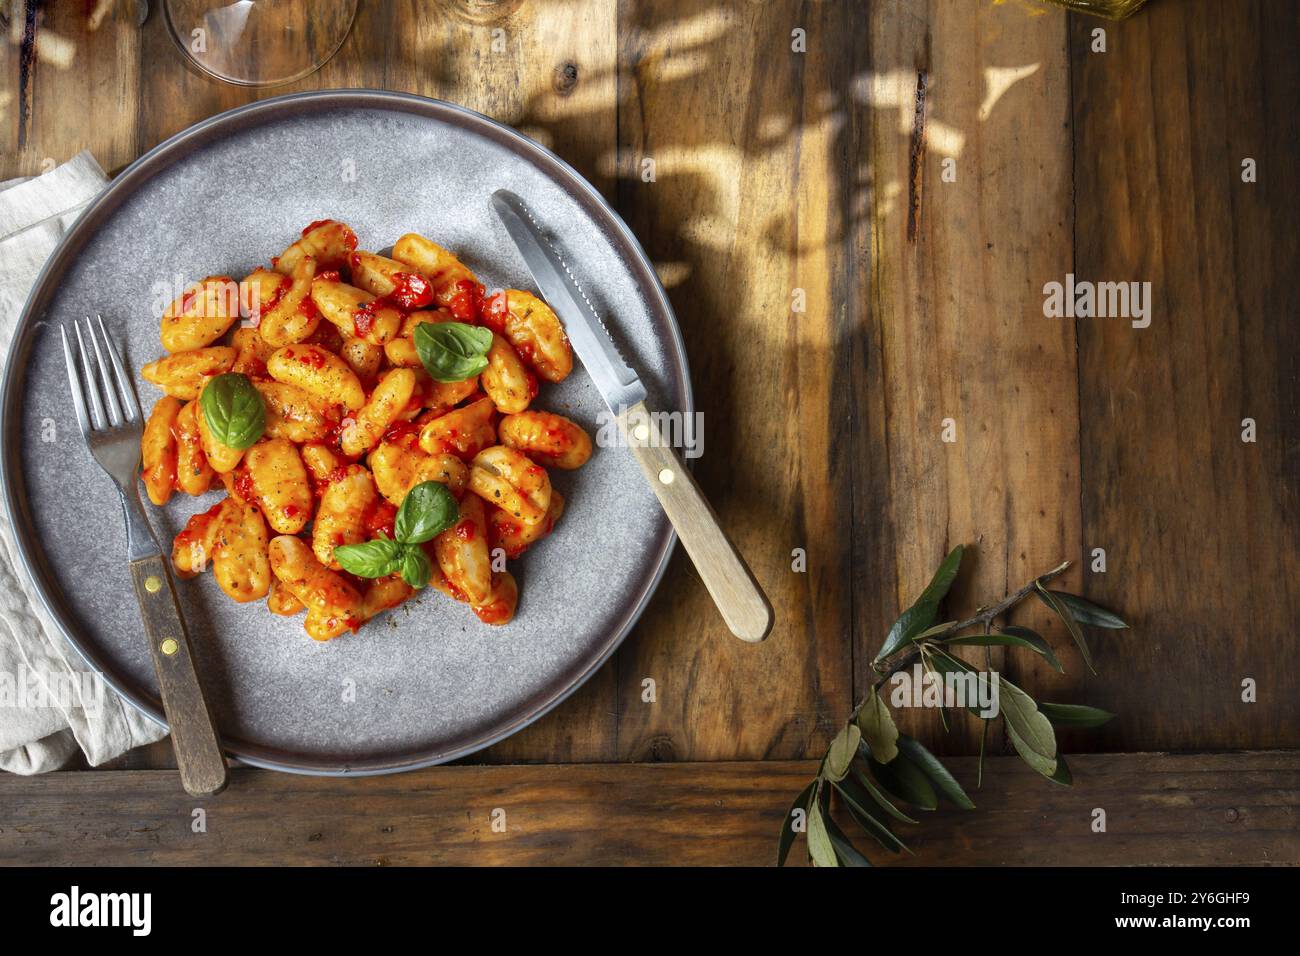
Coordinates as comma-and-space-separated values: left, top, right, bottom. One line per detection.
491, 189, 773, 643
491, 190, 646, 414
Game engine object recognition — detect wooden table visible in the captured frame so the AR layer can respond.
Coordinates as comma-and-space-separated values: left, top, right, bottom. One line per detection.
1, 0, 1297, 866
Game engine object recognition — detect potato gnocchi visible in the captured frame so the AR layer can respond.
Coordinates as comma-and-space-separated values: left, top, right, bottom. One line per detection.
140, 220, 586, 640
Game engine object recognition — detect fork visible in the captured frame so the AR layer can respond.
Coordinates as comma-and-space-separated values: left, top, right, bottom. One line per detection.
61, 315, 228, 796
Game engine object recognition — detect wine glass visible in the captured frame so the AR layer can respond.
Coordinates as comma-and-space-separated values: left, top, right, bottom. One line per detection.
163, 0, 359, 87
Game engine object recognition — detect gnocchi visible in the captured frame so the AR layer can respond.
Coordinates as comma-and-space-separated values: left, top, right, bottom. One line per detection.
139, 221, 592, 639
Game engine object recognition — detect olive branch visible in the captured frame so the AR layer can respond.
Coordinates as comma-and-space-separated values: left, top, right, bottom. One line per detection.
778, 545, 1128, 867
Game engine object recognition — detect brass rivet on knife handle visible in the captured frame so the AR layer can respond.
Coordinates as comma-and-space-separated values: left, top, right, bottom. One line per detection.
129, 555, 229, 797
618, 401, 774, 643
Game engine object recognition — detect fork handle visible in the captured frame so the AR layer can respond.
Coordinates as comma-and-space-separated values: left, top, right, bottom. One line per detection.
129, 555, 228, 796
617, 401, 774, 643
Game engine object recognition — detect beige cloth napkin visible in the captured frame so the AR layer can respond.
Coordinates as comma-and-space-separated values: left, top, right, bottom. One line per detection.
0, 151, 167, 773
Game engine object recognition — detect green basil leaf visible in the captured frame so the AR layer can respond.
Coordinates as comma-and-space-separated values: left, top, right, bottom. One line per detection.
1038, 702, 1116, 728
896, 734, 975, 809
1049, 591, 1128, 629
414, 320, 493, 383
333, 538, 403, 579
874, 545, 964, 661
199, 372, 265, 449
399, 546, 432, 590
394, 480, 459, 545
776, 781, 816, 867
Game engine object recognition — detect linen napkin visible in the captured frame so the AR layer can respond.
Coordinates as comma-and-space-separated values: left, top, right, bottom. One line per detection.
0, 151, 167, 773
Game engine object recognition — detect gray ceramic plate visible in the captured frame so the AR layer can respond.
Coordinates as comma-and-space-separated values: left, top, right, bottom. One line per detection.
0, 91, 690, 774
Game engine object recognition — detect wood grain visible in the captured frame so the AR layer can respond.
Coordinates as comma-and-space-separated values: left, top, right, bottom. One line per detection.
1, 752, 1295, 865
860, 0, 1082, 754
1068, 0, 1300, 750
610, 0, 854, 762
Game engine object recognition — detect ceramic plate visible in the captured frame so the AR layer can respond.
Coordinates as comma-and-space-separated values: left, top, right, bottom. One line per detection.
0, 91, 690, 774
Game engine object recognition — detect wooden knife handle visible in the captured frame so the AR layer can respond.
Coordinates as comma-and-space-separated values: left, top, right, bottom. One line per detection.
618, 400, 774, 643
128, 554, 228, 796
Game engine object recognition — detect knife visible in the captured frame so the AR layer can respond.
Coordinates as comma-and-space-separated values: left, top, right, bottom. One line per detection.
491, 189, 774, 643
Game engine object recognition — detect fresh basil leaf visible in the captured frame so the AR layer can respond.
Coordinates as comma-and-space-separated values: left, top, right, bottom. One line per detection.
414, 320, 493, 383
394, 480, 459, 545
896, 734, 975, 809
1038, 702, 1116, 728
855, 687, 899, 763
1035, 584, 1095, 674
776, 781, 816, 867
199, 372, 265, 449
399, 546, 432, 589
333, 538, 403, 579
874, 545, 964, 661
824, 723, 860, 782
1049, 591, 1128, 629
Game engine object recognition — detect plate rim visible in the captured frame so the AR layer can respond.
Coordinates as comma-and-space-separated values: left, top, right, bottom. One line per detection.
0, 89, 692, 775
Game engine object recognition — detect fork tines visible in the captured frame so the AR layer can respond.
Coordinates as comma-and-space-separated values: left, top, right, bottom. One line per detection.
61, 314, 140, 434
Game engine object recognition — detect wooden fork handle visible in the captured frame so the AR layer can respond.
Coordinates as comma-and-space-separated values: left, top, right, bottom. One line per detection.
617, 401, 774, 643
129, 555, 228, 796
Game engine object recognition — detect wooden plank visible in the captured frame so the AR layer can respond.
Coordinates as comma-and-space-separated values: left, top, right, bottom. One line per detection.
1069, 0, 1300, 750
0, 0, 141, 179
861, 0, 1082, 753
1, 752, 1295, 865
609, 0, 854, 761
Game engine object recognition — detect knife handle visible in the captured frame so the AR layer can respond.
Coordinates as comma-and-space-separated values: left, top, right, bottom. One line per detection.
618, 401, 774, 643
129, 554, 228, 796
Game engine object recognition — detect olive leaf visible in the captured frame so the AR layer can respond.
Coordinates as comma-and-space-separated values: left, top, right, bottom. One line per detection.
874, 545, 964, 661
999, 679, 1058, 778
868, 751, 938, 810
805, 788, 839, 867
1048, 752, 1073, 787
1048, 591, 1127, 629
825, 818, 873, 867
854, 687, 899, 763
823, 723, 861, 782
832, 777, 907, 854
850, 761, 919, 824
942, 629, 1062, 674
199, 372, 265, 449
1035, 583, 1095, 674
896, 735, 975, 809
1038, 702, 1116, 728
776, 781, 815, 867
